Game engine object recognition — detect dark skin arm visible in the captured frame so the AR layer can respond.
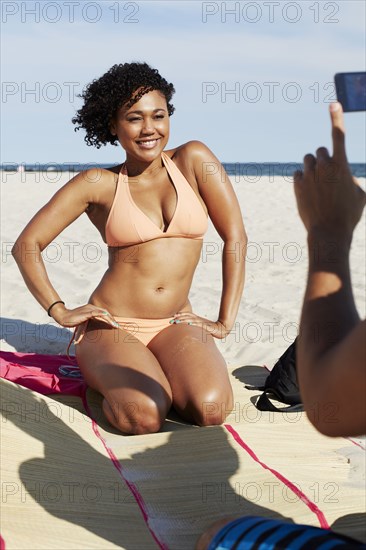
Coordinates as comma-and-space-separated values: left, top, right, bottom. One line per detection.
11, 169, 119, 329
294, 103, 366, 437
173, 141, 247, 338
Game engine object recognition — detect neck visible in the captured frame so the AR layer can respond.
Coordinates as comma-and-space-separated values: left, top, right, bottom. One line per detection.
124, 154, 164, 178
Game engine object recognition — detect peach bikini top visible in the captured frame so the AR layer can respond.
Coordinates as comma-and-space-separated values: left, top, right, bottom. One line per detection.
105, 151, 208, 247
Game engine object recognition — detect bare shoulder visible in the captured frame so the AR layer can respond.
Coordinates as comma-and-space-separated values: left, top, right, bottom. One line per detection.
166, 140, 215, 163
13, 166, 120, 251
165, 141, 220, 184
65, 166, 119, 206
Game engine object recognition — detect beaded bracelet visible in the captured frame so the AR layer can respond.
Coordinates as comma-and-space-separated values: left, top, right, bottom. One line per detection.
47, 300, 65, 317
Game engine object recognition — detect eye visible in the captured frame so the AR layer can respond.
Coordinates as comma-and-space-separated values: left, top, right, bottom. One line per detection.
155, 114, 165, 119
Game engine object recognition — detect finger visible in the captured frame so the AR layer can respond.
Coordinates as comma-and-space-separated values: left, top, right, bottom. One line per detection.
293, 169, 303, 184
91, 309, 110, 319
173, 312, 197, 320
303, 154, 316, 172
91, 310, 119, 327
95, 308, 111, 316
316, 147, 330, 163
171, 314, 197, 325
329, 102, 347, 162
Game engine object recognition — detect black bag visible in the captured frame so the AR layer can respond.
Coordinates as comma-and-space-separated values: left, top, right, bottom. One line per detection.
255, 338, 303, 412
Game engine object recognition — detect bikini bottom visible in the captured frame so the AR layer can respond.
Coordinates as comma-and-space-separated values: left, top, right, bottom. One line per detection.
67, 316, 173, 358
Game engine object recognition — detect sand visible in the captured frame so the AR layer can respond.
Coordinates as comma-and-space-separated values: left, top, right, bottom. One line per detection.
1, 170, 365, 367
1, 170, 365, 549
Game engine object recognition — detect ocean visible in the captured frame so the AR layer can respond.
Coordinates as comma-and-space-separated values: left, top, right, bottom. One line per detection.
1, 163, 365, 178
224, 163, 366, 179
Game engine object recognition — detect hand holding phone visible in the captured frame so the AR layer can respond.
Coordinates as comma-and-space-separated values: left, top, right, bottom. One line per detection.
335, 72, 366, 112
294, 102, 365, 238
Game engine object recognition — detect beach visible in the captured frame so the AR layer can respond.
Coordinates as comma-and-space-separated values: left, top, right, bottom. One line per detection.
1, 169, 366, 549
1, 170, 365, 366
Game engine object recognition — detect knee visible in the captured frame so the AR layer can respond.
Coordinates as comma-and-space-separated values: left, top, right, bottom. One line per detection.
103, 397, 169, 435
192, 388, 234, 427
130, 404, 165, 435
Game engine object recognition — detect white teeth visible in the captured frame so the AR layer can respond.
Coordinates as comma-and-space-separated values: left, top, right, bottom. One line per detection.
137, 139, 159, 148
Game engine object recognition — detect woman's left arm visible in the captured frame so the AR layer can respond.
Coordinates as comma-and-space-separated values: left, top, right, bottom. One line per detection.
174, 141, 247, 338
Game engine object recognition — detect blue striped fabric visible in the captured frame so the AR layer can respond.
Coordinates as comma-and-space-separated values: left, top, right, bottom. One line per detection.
241, 519, 291, 548
208, 517, 265, 549
207, 516, 365, 550
257, 523, 304, 548
284, 527, 330, 550
316, 539, 358, 550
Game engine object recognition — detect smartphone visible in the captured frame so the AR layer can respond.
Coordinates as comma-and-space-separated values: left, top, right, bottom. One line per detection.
334, 72, 366, 112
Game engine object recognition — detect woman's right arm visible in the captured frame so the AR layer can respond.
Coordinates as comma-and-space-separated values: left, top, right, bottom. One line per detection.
11, 169, 117, 328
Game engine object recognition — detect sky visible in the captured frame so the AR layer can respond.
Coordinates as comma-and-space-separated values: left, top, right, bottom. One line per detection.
1, 0, 366, 163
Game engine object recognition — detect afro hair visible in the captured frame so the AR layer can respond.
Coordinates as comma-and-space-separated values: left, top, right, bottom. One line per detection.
72, 62, 175, 148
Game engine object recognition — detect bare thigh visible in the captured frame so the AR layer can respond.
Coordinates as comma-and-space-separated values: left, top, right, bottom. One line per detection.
148, 323, 234, 426
75, 319, 173, 435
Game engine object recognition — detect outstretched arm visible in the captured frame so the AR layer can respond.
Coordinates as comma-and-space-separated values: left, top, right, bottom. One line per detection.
294, 103, 366, 437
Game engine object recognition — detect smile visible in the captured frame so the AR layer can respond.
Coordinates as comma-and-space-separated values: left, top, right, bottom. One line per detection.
136, 139, 161, 149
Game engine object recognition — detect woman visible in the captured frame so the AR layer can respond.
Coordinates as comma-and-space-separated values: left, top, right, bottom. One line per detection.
12, 62, 247, 435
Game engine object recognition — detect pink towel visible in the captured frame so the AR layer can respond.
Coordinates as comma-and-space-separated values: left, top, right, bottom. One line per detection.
0, 351, 86, 397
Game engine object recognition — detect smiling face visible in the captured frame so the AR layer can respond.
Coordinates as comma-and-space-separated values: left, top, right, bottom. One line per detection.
110, 89, 170, 164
